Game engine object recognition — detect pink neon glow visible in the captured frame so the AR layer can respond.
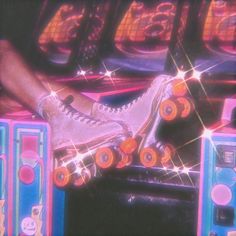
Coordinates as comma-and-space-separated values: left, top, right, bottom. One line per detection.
22, 136, 39, 160
221, 98, 236, 122
211, 184, 232, 206
205, 80, 236, 85
191, 70, 202, 81
176, 70, 186, 79
202, 128, 213, 139
197, 138, 206, 236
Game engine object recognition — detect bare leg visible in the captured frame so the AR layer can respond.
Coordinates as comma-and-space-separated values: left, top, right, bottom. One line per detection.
0, 91, 23, 115
35, 72, 95, 116
0, 40, 49, 112
0, 40, 94, 116
0, 39, 127, 154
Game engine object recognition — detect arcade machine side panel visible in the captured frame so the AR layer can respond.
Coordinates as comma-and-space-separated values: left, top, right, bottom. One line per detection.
198, 100, 236, 236
11, 120, 64, 236
198, 132, 236, 236
0, 119, 12, 236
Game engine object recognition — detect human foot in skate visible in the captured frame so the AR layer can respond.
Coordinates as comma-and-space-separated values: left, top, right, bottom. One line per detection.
38, 95, 137, 187
91, 75, 173, 135
38, 95, 131, 151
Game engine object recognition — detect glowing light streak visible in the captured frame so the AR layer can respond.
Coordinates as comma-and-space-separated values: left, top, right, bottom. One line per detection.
182, 166, 191, 175
69, 140, 91, 185
202, 128, 213, 139
75, 66, 91, 82
176, 152, 194, 186
173, 166, 179, 173
40, 82, 67, 103
176, 69, 186, 79
101, 62, 120, 88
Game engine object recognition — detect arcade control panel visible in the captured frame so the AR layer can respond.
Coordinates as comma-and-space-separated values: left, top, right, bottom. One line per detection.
0, 119, 64, 236
198, 99, 236, 236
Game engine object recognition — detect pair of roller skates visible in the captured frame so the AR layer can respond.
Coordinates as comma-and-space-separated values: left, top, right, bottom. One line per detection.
52, 74, 194, 188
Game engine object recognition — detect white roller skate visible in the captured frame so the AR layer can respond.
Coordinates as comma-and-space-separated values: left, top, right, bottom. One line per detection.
91, 74, 194, 168
38, 95, 135, 187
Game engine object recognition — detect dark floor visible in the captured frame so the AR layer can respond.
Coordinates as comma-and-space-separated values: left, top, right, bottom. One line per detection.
65, 180, 198, 236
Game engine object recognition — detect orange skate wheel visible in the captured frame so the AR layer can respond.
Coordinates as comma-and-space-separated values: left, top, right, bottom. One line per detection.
120, 138, 138, 154
53, 167, 70, 188
140, 147, 160, 168
73, 176, 85, 187
95, 147, 116, 169
176, 97, 194, 118
159, 99, 180, 121
72, 170, 91, 187
172, 79, 187, 97
116, 154, 133, 169
161, 144, 175, 167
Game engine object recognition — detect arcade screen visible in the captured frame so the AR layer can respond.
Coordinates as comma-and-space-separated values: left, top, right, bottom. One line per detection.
0, 0, 236, 236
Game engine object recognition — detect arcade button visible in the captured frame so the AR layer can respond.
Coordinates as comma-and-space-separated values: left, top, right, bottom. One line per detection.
216, 168, 235, 187
214, 206, 234, 226
216, 145, 236, 168
20, 217, 37, 236
211, 184, 232, 206
18, 165, 35, 185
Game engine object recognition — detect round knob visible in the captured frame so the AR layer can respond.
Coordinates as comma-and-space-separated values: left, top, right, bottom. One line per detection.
21, 217, 37, 235
211, 184, 232, 205
18, 165, 35, 185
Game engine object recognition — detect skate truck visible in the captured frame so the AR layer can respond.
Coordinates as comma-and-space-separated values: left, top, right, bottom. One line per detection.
53, 74, 195, 189
198, 98, 236, 236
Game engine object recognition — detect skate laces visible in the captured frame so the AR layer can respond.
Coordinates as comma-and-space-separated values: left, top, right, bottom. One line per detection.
98, 97, 140, 113
59, 95, 103, 125
98, 76, 168, 113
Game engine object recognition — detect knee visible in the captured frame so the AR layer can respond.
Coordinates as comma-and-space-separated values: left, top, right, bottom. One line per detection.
0, 40, 15, 64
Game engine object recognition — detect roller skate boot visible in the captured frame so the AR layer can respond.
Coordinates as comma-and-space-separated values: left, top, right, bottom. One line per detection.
91, 74, 194, 168
136, 76, 193, 168
91, 75, 172, 135
38, 95, 135, 187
